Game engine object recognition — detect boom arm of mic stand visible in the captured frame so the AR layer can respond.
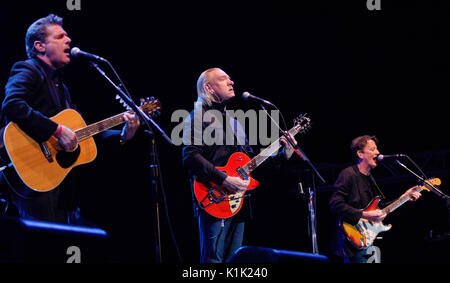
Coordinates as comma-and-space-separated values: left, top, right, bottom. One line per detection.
89, 62, 174, 146
260, 104, 326, 184
395, 159, 449, 201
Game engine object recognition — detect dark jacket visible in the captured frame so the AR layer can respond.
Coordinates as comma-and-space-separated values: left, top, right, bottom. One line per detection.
1, 57, 75, 143
182, 102, 253, 186
0, 57, 122, 223
182, 101, 286, 218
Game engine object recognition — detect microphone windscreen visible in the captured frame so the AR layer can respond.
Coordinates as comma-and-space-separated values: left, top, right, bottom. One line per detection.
70, 47, 80, 57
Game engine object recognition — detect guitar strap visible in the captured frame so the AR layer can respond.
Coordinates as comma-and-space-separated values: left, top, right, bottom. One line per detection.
369, 174, 386, 201
227, 113, 253, 156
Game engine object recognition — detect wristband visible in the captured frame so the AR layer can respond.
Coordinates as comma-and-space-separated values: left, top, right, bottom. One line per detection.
55, 124, 62, 138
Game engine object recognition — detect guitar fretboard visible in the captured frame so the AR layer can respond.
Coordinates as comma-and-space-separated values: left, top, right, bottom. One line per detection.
242, 127, 298, 174
76, 112, 126, 141
382, 186, 421, 215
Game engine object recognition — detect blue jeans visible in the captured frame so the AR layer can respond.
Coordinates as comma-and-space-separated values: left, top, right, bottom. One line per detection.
345, 246, 381, 263
198, 212, 245, 263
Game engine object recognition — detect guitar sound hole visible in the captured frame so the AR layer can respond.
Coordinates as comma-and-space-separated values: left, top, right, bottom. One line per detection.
55, 146, 81, 168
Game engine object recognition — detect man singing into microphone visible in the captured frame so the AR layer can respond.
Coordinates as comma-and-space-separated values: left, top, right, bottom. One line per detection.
0, 14, 140, 224
182, 68, 296, 263
329, 135, 421, 263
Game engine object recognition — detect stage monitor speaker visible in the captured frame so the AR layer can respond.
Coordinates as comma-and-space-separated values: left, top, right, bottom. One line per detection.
227, 246, 329, 263
0, 216, 110, 263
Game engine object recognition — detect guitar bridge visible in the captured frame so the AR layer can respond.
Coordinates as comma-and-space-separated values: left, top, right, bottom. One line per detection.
198, 186, 227, 209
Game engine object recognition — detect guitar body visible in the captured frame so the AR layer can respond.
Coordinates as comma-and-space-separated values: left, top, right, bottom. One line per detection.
191, 114, 312, 219
2, 109, 97, 197
193, 152, 260, 219
341, 178, 440, 250
341, 196, 392, 249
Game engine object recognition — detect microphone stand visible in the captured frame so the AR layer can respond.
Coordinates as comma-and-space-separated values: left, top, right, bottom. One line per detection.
260, 103, 325, 254
395, 158, 450, 202
298, 182, 319, 254
260, 104, 325, 184
89, 62, 174, 263
89, 62, 173, 146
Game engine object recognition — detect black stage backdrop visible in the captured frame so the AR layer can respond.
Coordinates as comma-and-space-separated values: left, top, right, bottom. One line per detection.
0, 0, 449, 264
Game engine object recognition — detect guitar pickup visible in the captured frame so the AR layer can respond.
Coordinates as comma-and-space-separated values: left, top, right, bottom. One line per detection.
39, 142, 53, 163
236, 167, 249, 180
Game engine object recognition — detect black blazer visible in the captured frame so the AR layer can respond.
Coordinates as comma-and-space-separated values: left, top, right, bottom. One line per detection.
329, 165, 381, 225
1, 57, 75, 143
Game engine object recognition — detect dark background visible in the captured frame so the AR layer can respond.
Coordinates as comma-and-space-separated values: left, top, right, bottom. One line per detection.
0, 0, 449, 263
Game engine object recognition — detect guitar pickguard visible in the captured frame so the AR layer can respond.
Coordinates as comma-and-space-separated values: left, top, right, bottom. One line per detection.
355, 219, 392, 248
228, 192, 243, 214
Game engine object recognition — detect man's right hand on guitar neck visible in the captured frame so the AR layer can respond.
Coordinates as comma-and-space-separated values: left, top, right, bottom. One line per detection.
54, 124, 78, 152
222, 176, 250, 193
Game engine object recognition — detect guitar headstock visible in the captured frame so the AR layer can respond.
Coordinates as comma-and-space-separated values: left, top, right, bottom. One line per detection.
293, 113, 311, 134
419, 178, 441, 192
139, 97, 162, 117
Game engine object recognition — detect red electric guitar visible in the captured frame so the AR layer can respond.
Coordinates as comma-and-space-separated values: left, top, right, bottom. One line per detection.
193, 114, 311, 219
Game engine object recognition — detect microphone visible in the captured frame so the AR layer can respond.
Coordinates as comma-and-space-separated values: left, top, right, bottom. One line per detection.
242, 92, 274, 106
70, 47, 107, 62
377, 154, 406, 162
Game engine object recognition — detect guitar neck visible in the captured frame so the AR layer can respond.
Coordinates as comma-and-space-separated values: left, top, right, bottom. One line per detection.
382, 185, 422, 215
242, 127, 298, 174
75, 112, 126, 141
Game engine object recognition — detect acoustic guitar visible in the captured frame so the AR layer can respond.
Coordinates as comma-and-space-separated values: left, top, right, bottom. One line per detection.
0, 97, 161, 198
